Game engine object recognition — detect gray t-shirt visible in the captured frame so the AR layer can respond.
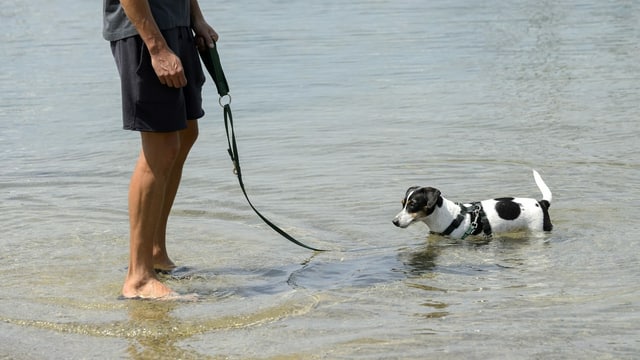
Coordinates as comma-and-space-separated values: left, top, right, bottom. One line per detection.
103, 0, 190, 41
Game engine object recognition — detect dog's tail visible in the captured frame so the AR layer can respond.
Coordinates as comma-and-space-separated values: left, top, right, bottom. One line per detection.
532, 169, 552, 205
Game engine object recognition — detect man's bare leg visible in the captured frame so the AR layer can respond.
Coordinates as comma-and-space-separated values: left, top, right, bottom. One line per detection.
122, 130, 181, 299
152, 120, 199, 271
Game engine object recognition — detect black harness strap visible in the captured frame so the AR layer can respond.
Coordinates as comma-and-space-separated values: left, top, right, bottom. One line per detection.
440, 204, 467, 236
199, 44, 324, 252
439, 202, 493, 239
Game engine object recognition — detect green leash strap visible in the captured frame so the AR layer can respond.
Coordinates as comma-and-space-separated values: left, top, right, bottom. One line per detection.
199, 42, 229, 96
199, 44, 325, 252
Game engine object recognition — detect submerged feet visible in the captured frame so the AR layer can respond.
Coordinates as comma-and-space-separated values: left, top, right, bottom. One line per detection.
120, 276, 199, 301
153, 260, 177, 273
153, 250, 177, 272
121, 262, 198, 301
121, 275, 174, 299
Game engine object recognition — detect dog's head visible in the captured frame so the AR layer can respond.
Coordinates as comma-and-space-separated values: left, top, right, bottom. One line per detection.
392, 186, 442, 228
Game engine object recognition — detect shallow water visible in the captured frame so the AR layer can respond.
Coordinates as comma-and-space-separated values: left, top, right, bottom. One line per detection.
1, 0, 639, 359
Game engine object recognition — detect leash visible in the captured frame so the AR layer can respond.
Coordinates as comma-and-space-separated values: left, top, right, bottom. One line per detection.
199, 43, 325, 252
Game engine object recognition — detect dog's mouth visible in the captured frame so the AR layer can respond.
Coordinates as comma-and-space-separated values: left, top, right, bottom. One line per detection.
393, 220, 410, 228
392, 212, 415, 228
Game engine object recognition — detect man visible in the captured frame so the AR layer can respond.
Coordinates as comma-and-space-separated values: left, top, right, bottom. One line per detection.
103, 0, 218, 299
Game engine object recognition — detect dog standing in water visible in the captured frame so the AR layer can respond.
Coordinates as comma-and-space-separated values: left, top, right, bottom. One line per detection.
393, 170, 553, 239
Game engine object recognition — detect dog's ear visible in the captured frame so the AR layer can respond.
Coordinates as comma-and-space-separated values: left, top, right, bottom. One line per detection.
423, 187, 442, 210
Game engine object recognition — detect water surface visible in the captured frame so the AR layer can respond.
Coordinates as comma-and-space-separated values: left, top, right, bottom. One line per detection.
1, 1, 639, 358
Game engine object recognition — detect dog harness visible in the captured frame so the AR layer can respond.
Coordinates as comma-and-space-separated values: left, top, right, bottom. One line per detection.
440, 202, 492, 239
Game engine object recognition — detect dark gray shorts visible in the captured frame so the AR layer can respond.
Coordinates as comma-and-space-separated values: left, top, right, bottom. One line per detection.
110, 27, 205, 132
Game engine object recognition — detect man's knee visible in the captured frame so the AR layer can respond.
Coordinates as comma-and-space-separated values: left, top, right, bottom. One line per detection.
181, 120, 199, 149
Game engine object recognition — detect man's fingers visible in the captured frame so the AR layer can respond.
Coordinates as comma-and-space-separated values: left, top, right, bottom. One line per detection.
195, 37, 206, 51
160, 74, 187, 88
177, 73, 187, 87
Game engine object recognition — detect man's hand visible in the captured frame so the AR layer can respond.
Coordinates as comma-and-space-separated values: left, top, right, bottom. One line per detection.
120, 0, 187, 88
192, 19, 219, 51
150, 48, 187, 88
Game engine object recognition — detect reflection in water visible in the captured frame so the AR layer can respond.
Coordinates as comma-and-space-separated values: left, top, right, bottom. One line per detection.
399, 235, 496, 276
401, 240, 441, 275
0, 301, 212, 359
124, 301, 208, 360
1, 291, 319, 359
401, 231, 543, 275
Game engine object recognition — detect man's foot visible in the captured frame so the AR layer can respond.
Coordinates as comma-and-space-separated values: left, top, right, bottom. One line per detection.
153, 260, 176, 272
153, 254, 177, 272
118, 291, 199, 302
121, 276, 174, 300
154, 263, 177, 273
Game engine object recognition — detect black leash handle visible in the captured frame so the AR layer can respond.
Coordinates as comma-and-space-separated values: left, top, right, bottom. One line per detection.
199, 44, 325, 252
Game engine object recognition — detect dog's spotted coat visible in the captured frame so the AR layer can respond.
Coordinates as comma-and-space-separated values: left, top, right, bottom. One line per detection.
393, 170, 552, 239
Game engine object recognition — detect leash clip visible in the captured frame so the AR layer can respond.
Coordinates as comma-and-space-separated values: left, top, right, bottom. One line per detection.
461, 204, 481, 240
470, 205, 481, 229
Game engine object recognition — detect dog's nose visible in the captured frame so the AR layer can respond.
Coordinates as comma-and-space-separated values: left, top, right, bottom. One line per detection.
392, 218, 400, 227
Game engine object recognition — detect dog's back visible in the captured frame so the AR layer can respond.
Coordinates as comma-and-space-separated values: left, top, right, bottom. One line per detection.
480, 170, 552, 233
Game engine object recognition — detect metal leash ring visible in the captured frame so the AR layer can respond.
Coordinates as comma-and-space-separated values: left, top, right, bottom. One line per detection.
218, 94, 232, 107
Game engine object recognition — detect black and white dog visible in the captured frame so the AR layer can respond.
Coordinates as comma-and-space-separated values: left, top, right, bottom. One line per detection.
392, 170, 553, 239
